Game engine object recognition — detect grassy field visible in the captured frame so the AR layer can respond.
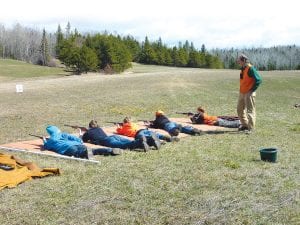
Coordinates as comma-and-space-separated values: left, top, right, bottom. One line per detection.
0, 59, 70, 80
0, 60, 299, 224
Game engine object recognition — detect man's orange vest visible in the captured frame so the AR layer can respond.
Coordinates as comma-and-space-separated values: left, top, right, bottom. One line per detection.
240, 64, 255, 94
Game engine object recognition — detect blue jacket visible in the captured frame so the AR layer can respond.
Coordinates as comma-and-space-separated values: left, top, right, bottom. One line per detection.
43, 125, 83, 155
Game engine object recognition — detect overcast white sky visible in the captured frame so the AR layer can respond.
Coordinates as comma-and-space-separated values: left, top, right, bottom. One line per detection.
1, 0, 299, 49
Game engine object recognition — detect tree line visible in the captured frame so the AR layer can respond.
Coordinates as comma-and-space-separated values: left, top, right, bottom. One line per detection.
211, 45, 300, 70
0, 23, 223, 74
0, 23, 299, 73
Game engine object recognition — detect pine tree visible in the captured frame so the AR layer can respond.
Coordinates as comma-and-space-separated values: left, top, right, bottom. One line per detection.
79, 45, 98, 73
139, 36, 157, 64
40, 28, 50, 66
55, 25, 64, 56
65, 22, 71, 39
201, 44, 206, 54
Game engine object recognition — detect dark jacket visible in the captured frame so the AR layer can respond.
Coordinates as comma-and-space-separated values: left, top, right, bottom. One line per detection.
151, 115, 171, 129
82, 127, 108, 145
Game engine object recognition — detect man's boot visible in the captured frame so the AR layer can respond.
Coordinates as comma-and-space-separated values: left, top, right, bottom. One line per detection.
112, 148, 123, 155
141, 136, 150, 152
192, 128, 202, 136
170, 136, 180, 142
150, 133, 161, 150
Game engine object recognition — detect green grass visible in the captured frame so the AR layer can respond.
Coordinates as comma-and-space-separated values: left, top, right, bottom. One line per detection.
0, 60, 299, 224
0, 59, 70, 80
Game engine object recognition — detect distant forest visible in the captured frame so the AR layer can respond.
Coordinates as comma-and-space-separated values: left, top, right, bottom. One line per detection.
211, 46, 300, 70
0, 23, 299, 74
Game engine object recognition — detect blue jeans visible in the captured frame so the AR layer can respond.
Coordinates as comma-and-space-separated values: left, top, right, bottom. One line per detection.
165, 122, 195, 136
101, 135, 142, 150
181, 125, 195, 135
216, 118, 241, 128
136, 129, 165, 140
64, 145, 88, 158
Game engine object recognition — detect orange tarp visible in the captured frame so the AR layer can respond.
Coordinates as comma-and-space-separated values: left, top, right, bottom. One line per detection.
0, 118, 229, 158
0, 153, 60, 190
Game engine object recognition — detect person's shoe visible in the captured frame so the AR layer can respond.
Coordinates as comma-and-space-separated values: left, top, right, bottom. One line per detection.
87, 148, 94, 159
163, 136, 172, 142
192, 128, 202, 136
151, 133, 161, 150
245, 129, 253, 135
141, 136, 150, 152
170, 128, 180, 136
238, 125, 249, 131
170, 136, 180, 142
111, 148, 123, 155
160, 140, 167, 145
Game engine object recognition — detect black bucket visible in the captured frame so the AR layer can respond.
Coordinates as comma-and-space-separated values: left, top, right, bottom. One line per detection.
259, 148, 278, 163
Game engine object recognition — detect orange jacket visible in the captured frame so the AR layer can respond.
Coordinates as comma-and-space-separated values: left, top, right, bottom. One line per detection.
116, 122, 139, 137
203, 113, 218, 125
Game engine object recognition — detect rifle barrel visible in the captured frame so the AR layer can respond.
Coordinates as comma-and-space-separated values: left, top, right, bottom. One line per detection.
106, 122, 122, 125
176, 112, 194, 115
64, 124, 87, 130
29, 134, 44, 139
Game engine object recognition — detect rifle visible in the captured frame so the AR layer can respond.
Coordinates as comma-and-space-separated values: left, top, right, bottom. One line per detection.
176, 112, 194, 116
106, 122, 123, 126
29, 134, 44, 139
64, 124, 88, 131
138, 119, 152, 123
202, 130, 240, 135
217, 116, 239, 121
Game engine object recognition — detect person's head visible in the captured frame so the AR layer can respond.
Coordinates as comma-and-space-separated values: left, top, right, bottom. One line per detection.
155, 110, 164, 117
46, 125, 62, 139
197, 106, 205, 113
89, 120, 99, 128
237, 54, 249, 66
123, 116, 131, 123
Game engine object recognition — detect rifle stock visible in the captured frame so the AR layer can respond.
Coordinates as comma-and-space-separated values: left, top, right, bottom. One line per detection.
64, 124, 88, 131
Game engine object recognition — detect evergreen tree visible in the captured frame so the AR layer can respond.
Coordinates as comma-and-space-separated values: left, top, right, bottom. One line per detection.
177, 46, 189, 67
106, 35, 132, 73
40, 28, 50, 66
123, 35, 141, 62
79, 45, 98, 73
172, 47, 180, 66
58, 37, 98, 74
201, 44, 206, 54
152, 38, 165, 65
139, 36, 157, 64
163, 48, 173, 66
188, 50, 204, 67
65, 22, 71, 39
183, 40, 190, 52
55, 24, 64, 56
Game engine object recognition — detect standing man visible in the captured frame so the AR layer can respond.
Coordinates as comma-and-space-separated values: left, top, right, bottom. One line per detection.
236, 54, 262, 133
